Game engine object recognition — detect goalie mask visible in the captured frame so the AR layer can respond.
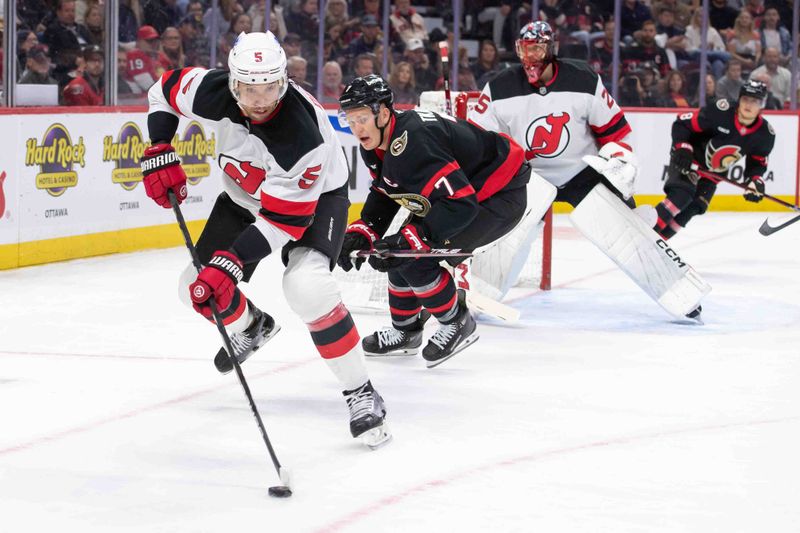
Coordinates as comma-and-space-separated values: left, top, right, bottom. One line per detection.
515, 21, 555, 85
228, 31, 288, 108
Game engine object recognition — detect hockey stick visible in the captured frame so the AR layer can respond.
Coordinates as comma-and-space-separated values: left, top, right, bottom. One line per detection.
167, 190, 292, 498
693, 167, 800, 236
354, 249, 473, 259
438, 41, 452, 116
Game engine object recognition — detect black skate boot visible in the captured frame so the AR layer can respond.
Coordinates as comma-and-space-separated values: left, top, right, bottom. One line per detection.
362, 309, 430, 356
683, 304, 703, 325
422, 304, 479, 368
343, 380, 392, 449
214, 303, 281, 374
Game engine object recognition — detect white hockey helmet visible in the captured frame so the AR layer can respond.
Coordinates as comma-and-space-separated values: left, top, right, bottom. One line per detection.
228, 31, 288, 104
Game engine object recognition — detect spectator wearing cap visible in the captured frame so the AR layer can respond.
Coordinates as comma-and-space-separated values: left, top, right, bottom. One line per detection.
319, 61, 345, 104
84, 4, 104, 45
20, 45, 58, 85
41, 0, 92, 85
144, 0, 181, 35
282, 33, 303, 58
288, 56, 314, 92
346, 15, 382, 61
389, 0, 427, 49
126, 25, 162, 91
403, 37, 437, 92
63, 46, 104, 105
178, 15, 207, 67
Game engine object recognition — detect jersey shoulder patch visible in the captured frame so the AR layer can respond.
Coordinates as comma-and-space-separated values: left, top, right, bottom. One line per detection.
716, 98, 730, 111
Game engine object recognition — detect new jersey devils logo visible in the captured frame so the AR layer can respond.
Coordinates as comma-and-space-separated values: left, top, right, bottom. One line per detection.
525, 113, 571, 159
219, 154, 266, 195
0, 171, 6, 218
705, 142, 742, 172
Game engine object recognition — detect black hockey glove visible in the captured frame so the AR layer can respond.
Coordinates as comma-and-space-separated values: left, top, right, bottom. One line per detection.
369, 224, 431, 273
669, 142, 694, 176
337, 220, 379, 272
743, 176, 765, 203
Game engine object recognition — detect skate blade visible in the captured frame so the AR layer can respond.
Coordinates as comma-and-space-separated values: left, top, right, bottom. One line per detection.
674, 316, 703, 326
364, 347, 419, 357
358, 423, 392, 450
425, 333, 480, 369
215, 324, 282, 374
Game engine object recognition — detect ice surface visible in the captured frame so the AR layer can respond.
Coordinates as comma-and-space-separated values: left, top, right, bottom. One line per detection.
1, 212, 799, 532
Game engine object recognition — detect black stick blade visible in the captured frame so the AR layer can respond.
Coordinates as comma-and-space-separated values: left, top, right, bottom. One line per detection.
268, 485, 293, 498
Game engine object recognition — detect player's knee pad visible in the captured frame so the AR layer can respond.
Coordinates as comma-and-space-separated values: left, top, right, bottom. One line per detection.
283, 247, 342, 323
694, 179, 717, 214
177, 262, 196, 308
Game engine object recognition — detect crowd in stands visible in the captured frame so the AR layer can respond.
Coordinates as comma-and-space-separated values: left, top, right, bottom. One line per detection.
7, 0, 799, 108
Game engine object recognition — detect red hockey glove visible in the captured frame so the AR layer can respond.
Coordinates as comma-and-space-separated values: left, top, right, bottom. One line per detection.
743, 176, 765, 203
369, 224, 431, 272
141, 143, 187, 208
189, 251, 244, 319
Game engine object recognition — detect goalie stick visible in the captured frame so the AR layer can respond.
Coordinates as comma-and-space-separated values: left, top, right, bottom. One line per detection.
692, 167, 800, 236
168, 191, 292, 498
438, 41, 452, 116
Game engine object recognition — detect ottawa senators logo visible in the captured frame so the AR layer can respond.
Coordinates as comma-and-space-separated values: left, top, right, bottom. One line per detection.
705, 142, 742, 172
525, 113, 571, 159
388, 192, 431, 216
219, 154, 266, 195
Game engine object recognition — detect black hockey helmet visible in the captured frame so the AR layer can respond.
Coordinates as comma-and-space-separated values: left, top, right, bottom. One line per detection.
339, 74, 394, 114
516, 21, 556, 84
739, 79, 767, 101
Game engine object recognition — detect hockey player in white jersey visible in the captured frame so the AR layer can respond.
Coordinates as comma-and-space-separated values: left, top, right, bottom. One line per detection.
469, 21, 710, 322
139, 31, 390, 448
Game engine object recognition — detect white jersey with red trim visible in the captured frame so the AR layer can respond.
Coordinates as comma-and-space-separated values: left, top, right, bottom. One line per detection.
148, 67, 348, 253
468, 59, 633, 188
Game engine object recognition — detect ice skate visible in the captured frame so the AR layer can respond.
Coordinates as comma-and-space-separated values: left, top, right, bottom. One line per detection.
343, 380, 392, 449
422, 304, 479, 368
214, 304, 280, 374
362, 309, 430, 356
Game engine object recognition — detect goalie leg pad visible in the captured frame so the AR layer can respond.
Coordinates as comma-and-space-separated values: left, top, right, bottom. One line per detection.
569, 184, 711, 318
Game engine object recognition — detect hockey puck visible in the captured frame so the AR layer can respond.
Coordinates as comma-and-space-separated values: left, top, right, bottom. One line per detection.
268, 485, 293, 498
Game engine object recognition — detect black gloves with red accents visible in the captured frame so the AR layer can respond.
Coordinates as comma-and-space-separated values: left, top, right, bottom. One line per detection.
743, 176, 765, 203
369, 224, 431, 273
189, 251, 244, 319
337, 219, 379, 272
141, 143, 187, 208
669, 142, 694, 176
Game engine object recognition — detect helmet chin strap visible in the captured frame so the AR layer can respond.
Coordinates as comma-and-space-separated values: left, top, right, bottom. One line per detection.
374, 110, 391, 147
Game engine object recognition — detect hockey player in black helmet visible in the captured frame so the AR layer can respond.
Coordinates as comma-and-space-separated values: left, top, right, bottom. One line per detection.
654, 79, 776, 240
337, 74, 533, 367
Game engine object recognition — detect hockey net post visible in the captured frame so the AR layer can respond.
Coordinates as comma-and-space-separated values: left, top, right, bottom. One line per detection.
336, 91, 552, 313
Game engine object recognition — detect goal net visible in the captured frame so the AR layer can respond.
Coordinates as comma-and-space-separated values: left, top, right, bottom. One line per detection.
335, 91, 552, 313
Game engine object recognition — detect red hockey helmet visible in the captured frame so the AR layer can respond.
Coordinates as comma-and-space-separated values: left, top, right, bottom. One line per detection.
515, 21, 555, 84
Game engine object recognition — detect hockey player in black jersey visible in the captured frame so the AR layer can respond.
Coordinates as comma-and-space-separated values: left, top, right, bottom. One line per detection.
654, 79, 776, 239
140, 32, 390, 448
336, 75, 532, 367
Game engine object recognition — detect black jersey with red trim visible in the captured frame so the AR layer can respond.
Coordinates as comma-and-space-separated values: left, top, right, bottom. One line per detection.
359, 109, 527, 245
468, 59, 633, 187
147, 67, 349, 259
672, 98, 775, 180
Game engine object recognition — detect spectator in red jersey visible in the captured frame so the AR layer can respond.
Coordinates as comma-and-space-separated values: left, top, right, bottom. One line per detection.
126, 25, 161, 91
117, 47, 146, 102
63, 45, 104, 105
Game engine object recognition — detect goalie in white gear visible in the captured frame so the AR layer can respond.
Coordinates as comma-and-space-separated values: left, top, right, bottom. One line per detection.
468, 21, 709, 322
139, 32, 390, 448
